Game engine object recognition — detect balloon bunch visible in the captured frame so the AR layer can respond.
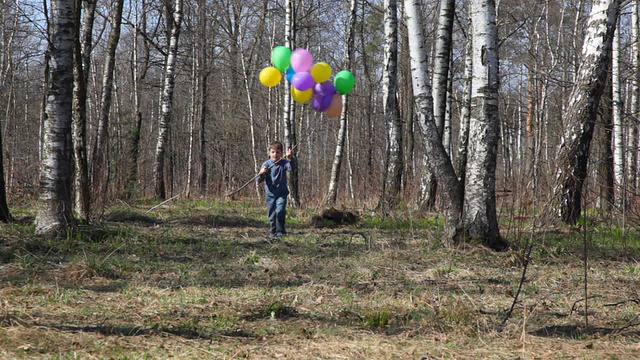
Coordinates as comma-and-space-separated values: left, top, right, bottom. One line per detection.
259, 46, 355, 118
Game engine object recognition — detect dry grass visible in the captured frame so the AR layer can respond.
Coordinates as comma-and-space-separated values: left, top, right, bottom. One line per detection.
0, 200, 639, 359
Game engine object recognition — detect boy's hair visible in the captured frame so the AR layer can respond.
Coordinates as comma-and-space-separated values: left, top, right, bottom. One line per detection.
269, 141, 284, 152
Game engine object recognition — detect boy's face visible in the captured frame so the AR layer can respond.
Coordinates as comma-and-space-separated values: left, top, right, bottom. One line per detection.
269, 148, 282, 161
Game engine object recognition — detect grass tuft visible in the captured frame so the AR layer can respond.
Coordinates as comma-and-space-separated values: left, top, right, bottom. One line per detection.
0, 201, 639, 358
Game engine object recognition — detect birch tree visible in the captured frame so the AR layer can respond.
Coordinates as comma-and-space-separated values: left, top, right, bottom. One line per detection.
71, 0, 94, 221
91, 0, 124, 212
629, 1, 640, 195
405, 0, 461, 242
463, 0, 502, 243
0, 0, 18, 222
284, 0, 299, 208
405, 0, 508, 250
379, 0, 403, 212
553, 0, 619, 224
326, 0, 357, 206
612, 15, 625, 210
35, 0, 76, 236
456, 16, 472, 195
153, 0, 183, 200
417, 0, 455, 210
123, 0, 149, 200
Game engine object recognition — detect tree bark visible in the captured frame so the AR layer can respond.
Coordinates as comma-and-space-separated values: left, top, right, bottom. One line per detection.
123, 0, 149, 201
405, 0, 463, 244
455, 18, 472, 197
71, 0, 90, 221
612, 17, 625, 211
91, 0, 124, 212
463, 0, 504, 248
284, 0, 299, 208
600, 78, 614, 211
326, 0, 357, 207
628, 1, 640, 202
379, 0, 403, 213
153, 0, 183, 200
0, 0, 16, 222
36, 0, 76, 236
553, 0, 619, 224
419, 0, 455, 210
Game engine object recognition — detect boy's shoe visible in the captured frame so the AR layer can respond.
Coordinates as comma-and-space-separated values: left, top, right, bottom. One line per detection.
275, 233, 285, 238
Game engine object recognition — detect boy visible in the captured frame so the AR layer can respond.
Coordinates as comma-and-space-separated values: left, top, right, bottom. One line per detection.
257, 141, 295, 238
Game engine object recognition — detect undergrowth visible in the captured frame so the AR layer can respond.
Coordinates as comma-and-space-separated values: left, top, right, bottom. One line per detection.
0, 199, 639, 359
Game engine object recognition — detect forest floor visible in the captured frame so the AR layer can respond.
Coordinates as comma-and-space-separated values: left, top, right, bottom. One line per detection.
1, 199, 639, 359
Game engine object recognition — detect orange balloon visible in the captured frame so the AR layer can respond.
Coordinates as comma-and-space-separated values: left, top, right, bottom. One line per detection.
324, 94, 343, 118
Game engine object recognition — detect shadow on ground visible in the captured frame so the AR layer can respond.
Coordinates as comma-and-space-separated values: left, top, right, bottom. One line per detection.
530, 324, 640, 339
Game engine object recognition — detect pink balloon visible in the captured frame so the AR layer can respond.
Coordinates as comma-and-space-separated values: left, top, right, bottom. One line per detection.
291, 72, 315, 91
290, 48, 313, 72
325, 94, 343, 118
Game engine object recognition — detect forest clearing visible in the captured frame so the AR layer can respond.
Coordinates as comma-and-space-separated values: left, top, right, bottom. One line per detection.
2, 0, 640, 357
1, 200, 639, 359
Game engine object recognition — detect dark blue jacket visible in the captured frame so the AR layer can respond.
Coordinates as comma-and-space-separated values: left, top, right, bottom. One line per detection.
257, 158, 294, 197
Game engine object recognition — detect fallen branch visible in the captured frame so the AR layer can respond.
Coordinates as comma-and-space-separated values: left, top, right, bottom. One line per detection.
225, 172, 263, 198
604, 298, 640, 307
145, 193, 181, 214
501, 240, 533, 326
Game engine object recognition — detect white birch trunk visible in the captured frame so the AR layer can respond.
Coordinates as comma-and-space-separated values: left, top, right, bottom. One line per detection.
284, 0, 299, 207
417, 0, 455, 210
463, 0, 503, 245
405, 0, 463, 244
124, 0, 146, 200
433, 0, 455, 137
91, 0, 124, 210
380, 0, 403, 212
612, 18, 625, 210
72, 0, 90, 221
456, 18, 472, 186
327, 0, 357, 206
629, 1, 640, 199
554, 0, 619, 224
186, 44, 196, 198
153, 0, 183, 199
36, 0, 76, 236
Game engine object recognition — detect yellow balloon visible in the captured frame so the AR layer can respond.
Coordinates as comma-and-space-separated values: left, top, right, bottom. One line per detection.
259, 66, 281, 87
291, 86, 312, 103
310, 62, 332, 83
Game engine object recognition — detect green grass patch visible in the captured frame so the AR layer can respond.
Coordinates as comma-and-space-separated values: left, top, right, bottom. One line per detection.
1, 201, 639, 359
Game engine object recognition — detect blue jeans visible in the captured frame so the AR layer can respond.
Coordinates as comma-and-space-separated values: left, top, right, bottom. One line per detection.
266, 193, 287, 235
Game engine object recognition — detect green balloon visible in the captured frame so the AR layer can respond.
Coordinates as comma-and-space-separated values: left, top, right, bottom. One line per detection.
334, 70, 355, 95
271, 46, 292, 72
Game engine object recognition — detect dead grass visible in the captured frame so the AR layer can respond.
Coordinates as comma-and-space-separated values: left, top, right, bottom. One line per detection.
1, 200, 639, 359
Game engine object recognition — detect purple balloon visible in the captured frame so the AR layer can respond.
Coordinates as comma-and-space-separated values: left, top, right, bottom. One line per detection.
314, 81, 337, 97
291, 72, 315, 91
312, 91, 333, 112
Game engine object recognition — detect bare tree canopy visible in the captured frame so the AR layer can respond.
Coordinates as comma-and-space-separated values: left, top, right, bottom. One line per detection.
0, 0, 627, 244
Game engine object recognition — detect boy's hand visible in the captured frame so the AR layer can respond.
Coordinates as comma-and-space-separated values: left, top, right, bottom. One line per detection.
259, 166, 267, 175
286, 149, 293, 158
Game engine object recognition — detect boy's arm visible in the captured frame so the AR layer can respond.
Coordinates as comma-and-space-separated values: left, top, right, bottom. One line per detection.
285, 149, 296, 171
257, 163, 268, 183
